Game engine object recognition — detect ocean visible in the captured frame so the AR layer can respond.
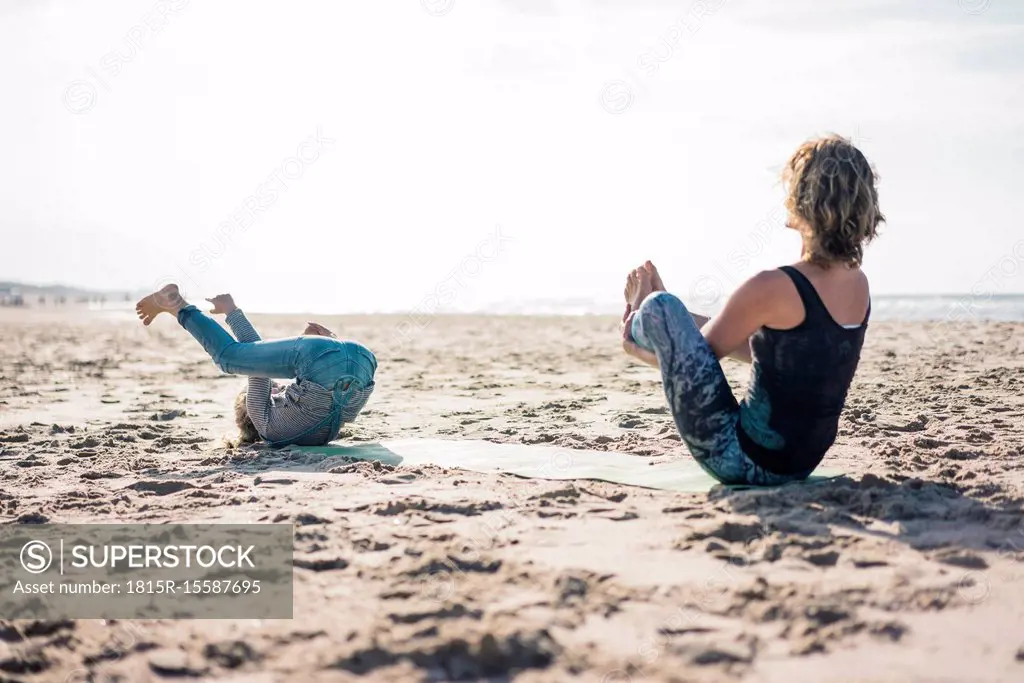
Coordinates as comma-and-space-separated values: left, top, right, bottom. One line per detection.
49, 294, 1024, 322
866, 295, 1024, 322
481, 294, 1024, 322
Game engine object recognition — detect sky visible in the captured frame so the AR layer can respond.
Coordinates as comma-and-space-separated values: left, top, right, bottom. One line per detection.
1, 0, 1023, 314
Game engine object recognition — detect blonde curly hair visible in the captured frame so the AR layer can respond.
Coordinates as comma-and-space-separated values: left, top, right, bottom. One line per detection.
782, 134, 885, 268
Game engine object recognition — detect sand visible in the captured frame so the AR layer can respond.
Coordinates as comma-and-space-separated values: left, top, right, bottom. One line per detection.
1, 306, 1023, 682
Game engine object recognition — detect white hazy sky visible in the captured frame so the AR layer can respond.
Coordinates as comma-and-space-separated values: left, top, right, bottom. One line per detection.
2, 0, 1023, 313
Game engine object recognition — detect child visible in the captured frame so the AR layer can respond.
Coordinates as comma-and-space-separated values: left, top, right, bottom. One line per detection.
135, 286, 376, 447
622, 134, 883, 485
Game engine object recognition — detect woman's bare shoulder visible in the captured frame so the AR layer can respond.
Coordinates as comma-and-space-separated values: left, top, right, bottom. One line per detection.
742, 268, 796, 299
725, 269, 799, 322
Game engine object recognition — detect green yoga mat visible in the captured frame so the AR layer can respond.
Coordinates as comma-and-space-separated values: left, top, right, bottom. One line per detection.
285, 439, 842, 493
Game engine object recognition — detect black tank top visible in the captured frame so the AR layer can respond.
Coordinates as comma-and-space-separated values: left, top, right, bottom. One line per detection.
736, 266, 869, 475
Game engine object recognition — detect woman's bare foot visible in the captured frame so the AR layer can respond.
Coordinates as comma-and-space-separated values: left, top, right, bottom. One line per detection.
135, 284, 187, 326
625, 267, 654, 312
644, 260, 666, 291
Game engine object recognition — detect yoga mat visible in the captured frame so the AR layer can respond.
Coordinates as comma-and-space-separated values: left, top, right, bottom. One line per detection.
286, 439, 843, 493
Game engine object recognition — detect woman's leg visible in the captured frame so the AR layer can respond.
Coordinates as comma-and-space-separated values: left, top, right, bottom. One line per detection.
630, 291, 750, 481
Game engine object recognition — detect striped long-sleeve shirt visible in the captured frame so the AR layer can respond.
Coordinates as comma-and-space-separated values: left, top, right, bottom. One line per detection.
224, 310, 340, 446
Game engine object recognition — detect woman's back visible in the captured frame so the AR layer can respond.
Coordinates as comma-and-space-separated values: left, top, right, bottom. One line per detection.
738, 265, 870, 474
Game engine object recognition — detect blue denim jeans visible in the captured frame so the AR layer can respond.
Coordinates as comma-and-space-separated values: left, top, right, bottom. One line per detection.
630, 291, 812, 486
177, 307, 376, 391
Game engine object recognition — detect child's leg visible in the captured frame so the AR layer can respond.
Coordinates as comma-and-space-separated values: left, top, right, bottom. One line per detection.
177, 306, 301, 378
630, 291, 745, 478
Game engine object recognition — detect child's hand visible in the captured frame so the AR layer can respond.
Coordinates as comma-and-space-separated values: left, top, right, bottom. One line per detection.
303, 321, 337, 338
206, 294, 237, 315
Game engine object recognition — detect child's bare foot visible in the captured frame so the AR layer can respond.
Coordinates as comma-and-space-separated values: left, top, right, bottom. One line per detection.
136, 284, 186, 326
644, 260, 666, 291
625, 267, 654, 312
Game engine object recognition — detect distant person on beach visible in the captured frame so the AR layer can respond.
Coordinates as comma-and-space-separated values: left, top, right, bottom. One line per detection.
621, 134, 882, 485
135, 286, 376, 447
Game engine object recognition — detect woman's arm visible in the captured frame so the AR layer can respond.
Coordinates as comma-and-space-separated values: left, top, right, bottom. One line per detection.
701, 271, 785, 361
722, 338, 753, 363
619, 299, 752, 367
688, 310, 760, 362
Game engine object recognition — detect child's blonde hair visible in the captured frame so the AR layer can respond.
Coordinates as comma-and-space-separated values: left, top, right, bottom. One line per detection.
782, 134, 885, 267
234, 390, 260, 445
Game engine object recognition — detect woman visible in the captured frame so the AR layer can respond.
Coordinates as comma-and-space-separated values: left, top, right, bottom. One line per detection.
622, 134, 883, 485
135, 285, 376, 447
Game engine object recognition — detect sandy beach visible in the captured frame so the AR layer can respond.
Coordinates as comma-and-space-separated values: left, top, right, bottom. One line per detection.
1, 306, 1023, 682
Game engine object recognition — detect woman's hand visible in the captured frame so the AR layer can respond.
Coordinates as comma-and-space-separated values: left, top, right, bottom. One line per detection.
621, 311, 659, 368
303, 321, 337, 338
206, 294, 237, 315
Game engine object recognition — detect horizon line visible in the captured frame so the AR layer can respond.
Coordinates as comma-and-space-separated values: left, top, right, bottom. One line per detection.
2, 279, 1023, 301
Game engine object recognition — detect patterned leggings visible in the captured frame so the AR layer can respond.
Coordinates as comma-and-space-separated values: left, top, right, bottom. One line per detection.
630, 291, 811, 486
